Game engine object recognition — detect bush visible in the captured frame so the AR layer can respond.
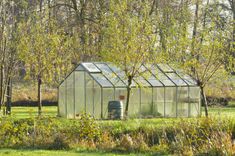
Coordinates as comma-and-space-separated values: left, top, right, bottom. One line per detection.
77, 114, 101, 141
97, 131, 116, 150
0, 117, 32, 147
0, 116, 234, 155
207, 96, 229, 106
61, 113, 101, 147
0, 114, 101, 149
49, 134, 69, 150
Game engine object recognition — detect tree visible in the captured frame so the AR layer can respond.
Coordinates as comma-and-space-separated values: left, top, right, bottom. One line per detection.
17, 13, 72, 115
167, 0, 232, 117
52, 0, 108, 61
218, 0, 235, 73
0, 0, 25, 115
101, 0, 155, 117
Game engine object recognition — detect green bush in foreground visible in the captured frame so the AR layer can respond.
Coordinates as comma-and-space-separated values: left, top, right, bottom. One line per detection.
0, 115, 234, 155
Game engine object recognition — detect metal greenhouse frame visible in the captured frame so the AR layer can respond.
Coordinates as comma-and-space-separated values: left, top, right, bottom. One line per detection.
58, 62, 201, 119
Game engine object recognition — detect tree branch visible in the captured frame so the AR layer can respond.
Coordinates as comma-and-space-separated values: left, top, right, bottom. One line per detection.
218, 3, 232, 11
50, 3, 75, 10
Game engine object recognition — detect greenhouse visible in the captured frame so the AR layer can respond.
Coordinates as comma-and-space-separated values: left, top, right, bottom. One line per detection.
58, 62, 201, 119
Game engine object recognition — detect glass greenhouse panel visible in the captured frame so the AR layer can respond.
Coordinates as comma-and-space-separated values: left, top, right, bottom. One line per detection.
139, 65, 163, 87
157, 64, 174, 73
81, 62, 101, 73
58, 81, 66, 117
95, 63, 126, 87
93, 81, 101, 118
107, 64, 138, 87
90, 73, 113, 87
75, 65, 85, 71
139, 64, 149, 73
153, 88, 164, 117
66, 73, 75, 118
189, 87, 200, 117
156, 87, 165, 102
102, 88, 115, 118
115, 88, 127, 111
177, 87, 189, 117
85, 73, 94, 116
157, 64, 174, 72
140, 88, 153, 117
165, 87, 176, 117
147, 77, 163, 87
134, 76, 151, 87
74, 71, 85, 117
151, 65, 175, 86
129, 88, 141, 117
177, 72, 197, 85
166, 73, 187, 86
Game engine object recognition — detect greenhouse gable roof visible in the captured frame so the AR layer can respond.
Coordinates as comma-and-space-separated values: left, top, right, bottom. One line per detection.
60, 62, 198, 88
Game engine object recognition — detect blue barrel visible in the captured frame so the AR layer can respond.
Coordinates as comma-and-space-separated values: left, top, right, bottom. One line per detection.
108, 101, 123, 120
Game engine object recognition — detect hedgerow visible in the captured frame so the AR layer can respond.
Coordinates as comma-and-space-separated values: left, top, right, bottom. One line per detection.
0, 115, 234, 155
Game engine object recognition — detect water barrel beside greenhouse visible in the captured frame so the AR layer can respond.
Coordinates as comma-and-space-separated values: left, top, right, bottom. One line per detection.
108, 101, 123, 120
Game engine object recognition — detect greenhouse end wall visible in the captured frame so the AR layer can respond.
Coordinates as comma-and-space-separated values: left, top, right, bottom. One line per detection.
58, 63, 201, 119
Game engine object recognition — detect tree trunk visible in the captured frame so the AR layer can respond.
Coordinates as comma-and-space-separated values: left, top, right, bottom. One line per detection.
192, 0, 199, 53
192, 0, 199, 37
233, 16, 235, 46
71, 0, 87, 61
159, 29, 166, 52
232, 11, 235, 74
200, 86, 208, 117
232, 6, 235, 62
0, 65, 3, 110
191, 0, 200, 75
200, 0, 209, 44
232, 1, 235, 49
125, 76, 132, 118
6, 77, 11, 115
38, 76, 42, 116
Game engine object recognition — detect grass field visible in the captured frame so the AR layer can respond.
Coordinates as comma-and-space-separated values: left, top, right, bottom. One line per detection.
0, 149, 146, 156
11, 106, 57, 118
10, 104, 235, 119
8, 104, 235, 133
207, 107, 235, 118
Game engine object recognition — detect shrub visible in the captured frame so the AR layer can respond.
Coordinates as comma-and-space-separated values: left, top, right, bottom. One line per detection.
49, 134, 69, 150
61, 113, 101, 145
132, 133, 149, 152
0, 116, 234, 155
77, 113, 101, 141
0, 117, 32, 147
151, 139, 170, 155
118, 134, 134, 151
0, 114, 101, 149
97, 131, 116, 150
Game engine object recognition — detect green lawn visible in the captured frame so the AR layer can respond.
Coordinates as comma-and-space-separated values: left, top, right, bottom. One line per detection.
207, 107, 235, 118
0, 149, 147, 156
11, 106, 57, 118
9, 105, 235, 133
10, 105, 235, 119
